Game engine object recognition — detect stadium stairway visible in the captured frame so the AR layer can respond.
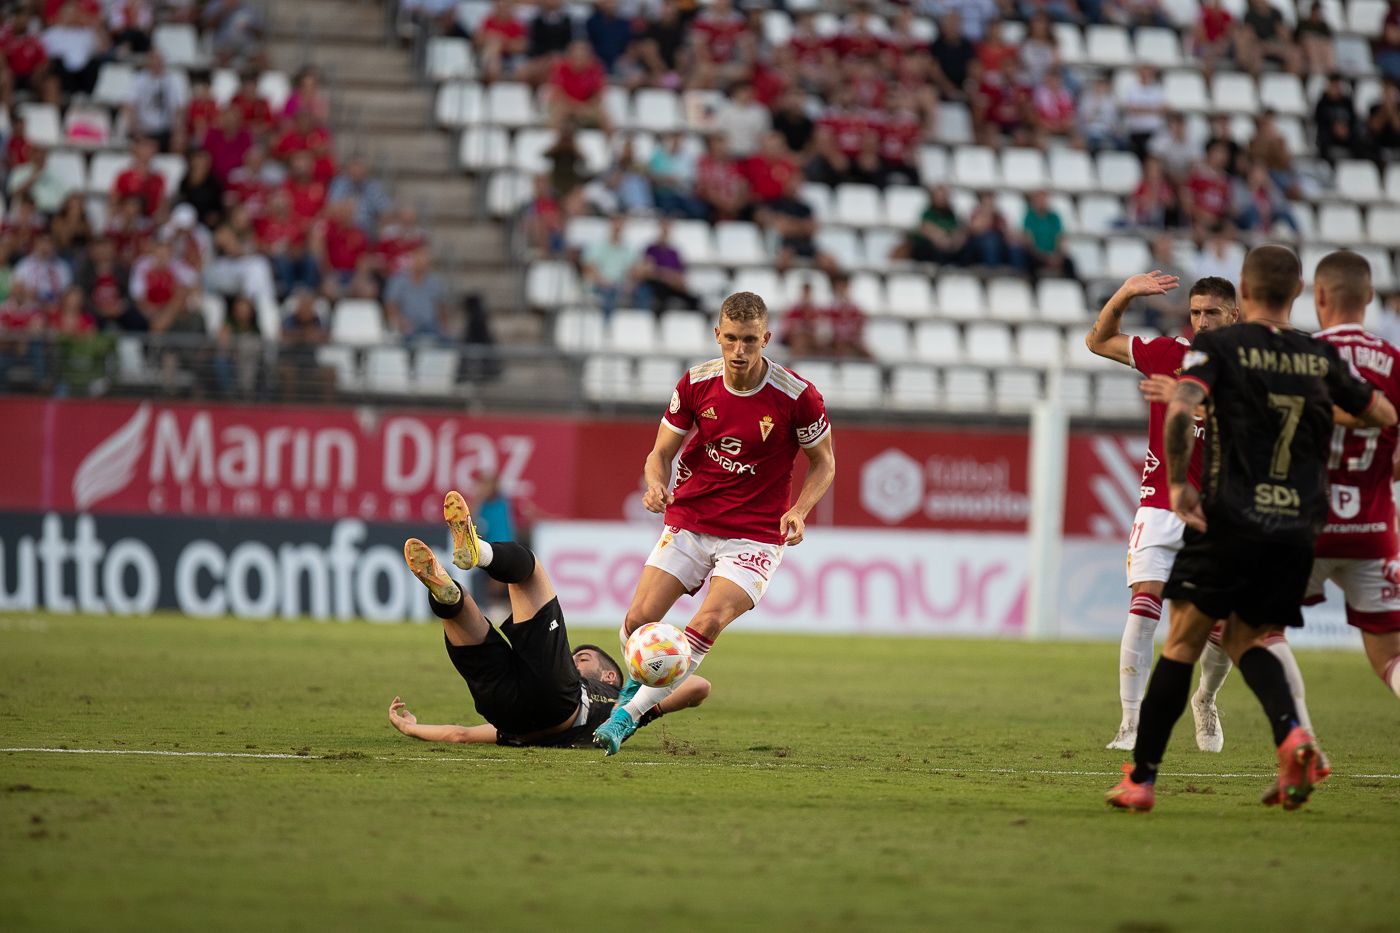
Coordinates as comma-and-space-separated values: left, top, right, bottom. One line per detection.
265, 0, 535, 346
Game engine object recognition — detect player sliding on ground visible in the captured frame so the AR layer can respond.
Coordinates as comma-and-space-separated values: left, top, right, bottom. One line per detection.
592, 291, 836, 755
1304, 251, 1400, 703
1107, 245, 1398, 813
1086, 272, 1252, 752
391, 491, 710, 748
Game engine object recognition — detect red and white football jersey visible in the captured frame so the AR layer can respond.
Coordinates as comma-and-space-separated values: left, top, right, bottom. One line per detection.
661, 359, 831, 545
1129, 335, 1205, 509
1314, 324, 1400, 559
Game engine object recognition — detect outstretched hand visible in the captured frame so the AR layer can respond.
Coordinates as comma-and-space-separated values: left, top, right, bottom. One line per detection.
780, 510, 806, 545
1122, 270, 1180, 298
389, 696, 417, 732
1170, 483, 1207, 533
642, 482, 673, 513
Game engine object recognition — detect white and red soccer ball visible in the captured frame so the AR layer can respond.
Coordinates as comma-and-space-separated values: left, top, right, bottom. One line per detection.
625, 622, 692, 687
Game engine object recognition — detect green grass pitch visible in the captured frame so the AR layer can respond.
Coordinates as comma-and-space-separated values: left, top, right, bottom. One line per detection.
2, 612, 1397, 932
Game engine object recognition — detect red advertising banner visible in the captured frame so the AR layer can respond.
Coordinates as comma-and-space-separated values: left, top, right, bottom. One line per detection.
0, 398, 1142, 537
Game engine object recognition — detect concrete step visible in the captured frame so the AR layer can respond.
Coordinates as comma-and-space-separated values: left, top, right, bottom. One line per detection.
424, 222, 508, 264
332, 86, 434, 128
334, 129, 454, 172
392, 177, 477, 219
267, 40, 416, 86
445, 267, 523, 309
267, 0, 392, 39
486, 312, 545, 345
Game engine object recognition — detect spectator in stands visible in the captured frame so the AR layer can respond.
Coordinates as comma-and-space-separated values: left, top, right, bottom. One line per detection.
384, 245, 450, 341
311, 198, 372, 293
716, 81, 770, 159
1193, 230, 1240, 282
41, 1, 106, 97
1234, 163, 1298, 234
277, 287, 334, 401
185, 74, 220, 149
376, 206, 427, 276
1077, 73, 1123, 152
213, 293, 262, 397
1122, 65, 1168, 157
971, 60, 1029, 145
545, 39, 610, 132
104, 194, 154, 265
930, 0, 1001, 43
203, 0, 267, 70
127, 51, 187, 152
1127, 155, 1179, 227
780, 279, 822, 357
274, 108, 336, 183
647, 131, 702, 219
4, 13, 49, 99
1031, 70, 1077, 145
1147, 112, 1202, 180
328, 155, 392, 236
584, 0, 630, 75
965, 190, 1029, 272
14, 233, 71, 307
1204, 111, 1246, 176
522, 174, 565, 255
111, 137, 166, 217
1107, 0, 1171, 29
209, 203, 276, 305
107, 0, 153, 55
1193, 0, 1235, 73
544, 122, 589, 198
1022, 190, 1076, 280
1235, 0, 1303, 76
1020, 14, 1061, 87
690, 0, 751, 80
894, 183, 968, 264
581, 214, 637, 317
634, 219, 696, 316
0, 281, 48, 388
77, 236, 137, 331
205, 106, 254, 188
179, 149, 225, 228
8, 147, 69, 214
929, 12, 977, 101
162, 203, 212, 280
1314, 73, 1361, 163
878, 90, 925, 186
225, 141, 279, 211
1381, 2, 1400, 82
581, 139, 652, 215
1367, 81, 1400, 158
1248, 110, 1298, 197
257, 188, 318, 295
1183, 141, 1233, 233
50, 193, 92, 261
230, 71, 274, 138
525, 0, 575, 78
694, 133, 748, 222
825, 273, 870, 360
131, 240, 199, 332
51, 283, 111, 396
1294, 2, 1335, 76
631, 0, 686, 88
742, 131, 801, 206
283, 151, 328, 222
760, 171, 828, 275
283, 67, 331, 125
1141, 234, 1189, 331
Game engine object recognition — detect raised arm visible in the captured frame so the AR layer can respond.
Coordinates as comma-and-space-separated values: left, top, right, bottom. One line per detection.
643, 421, 688, 513
1084, 271, 1181, 366
388, 697, 498, 745
780, 432, 835, 546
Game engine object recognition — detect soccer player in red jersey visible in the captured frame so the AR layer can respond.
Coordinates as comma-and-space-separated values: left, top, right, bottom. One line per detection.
1306, 251, 1400, 703
593, 291, 837, 755
1084, 272, 1316, 753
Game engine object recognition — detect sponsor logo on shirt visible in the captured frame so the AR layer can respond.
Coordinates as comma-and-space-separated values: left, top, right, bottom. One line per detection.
759, 415, 774, 442
700, 407, 718, 420
705, 437, 757, 475
796, 414, 828, 446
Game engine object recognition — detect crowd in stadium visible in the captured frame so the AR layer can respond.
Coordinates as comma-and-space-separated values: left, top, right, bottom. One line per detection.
0, 0, 452, 397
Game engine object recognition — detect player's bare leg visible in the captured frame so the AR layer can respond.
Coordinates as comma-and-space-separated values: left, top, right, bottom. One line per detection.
1362, 630, 1400, 699
595, 577, 753, 756
1216, 618, 1327, 810
1109, 580, 1165, 750
1107, 600, 1213, 810
620, 565, 692, 649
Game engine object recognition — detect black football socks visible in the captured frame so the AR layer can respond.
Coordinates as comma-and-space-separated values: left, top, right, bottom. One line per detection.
481, 541, 536, 584
1131, 657, 1194, 784
1237, 647, 1300, 746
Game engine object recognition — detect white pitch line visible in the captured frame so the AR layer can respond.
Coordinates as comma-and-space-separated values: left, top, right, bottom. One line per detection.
3, 747, 1399, 780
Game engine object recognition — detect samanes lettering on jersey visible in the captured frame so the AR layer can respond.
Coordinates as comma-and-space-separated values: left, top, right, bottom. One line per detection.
661, 359, 831, 545
1314, 324, 1400, 559
1129, 335, 1206, 507
1180, 322, 1378, 543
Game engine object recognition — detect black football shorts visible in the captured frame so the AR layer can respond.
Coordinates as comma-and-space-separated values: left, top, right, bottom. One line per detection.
1164, 527, 1316, 628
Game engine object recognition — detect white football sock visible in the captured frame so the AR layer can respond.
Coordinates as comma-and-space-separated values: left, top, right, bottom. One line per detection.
476, 540, 494, 567
1118, 593, 1162, 719
1386, 655, 1400, 699
1196, 640, 1233, 703
623, 627, 713, 721
618, 621, 631, 653
1266, 639, 1314, 733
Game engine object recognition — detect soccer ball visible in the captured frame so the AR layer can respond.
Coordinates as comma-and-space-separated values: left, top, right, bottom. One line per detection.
625, 622, 693, 687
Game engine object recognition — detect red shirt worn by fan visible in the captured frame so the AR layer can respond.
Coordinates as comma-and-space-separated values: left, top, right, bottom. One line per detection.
661, 359, 831, 546
1129, 335, 1205, 509
1314, 324, 1400, 559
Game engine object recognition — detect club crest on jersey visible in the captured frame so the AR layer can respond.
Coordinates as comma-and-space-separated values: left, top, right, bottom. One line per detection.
759, 415, 774, 442
1182, 350, 1209, 370
669, 390, 681, 414
700, 407, 718, 420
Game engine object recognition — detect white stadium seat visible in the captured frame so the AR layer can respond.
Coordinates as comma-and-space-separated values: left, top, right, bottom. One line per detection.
1053, 22, 1087, 64
865, 319, 913, 363
485, 82, 536, 128
583, 356, 632, 402
999, 148, 1048, 192
1037, 279, 1090, 324
815, 227, 862, 270
918, 147, 950, 184
1162, 70, 1209, 111
1094, 372, 1147, 418
883, 185, 929, 229
965, 322, 1014, 366
511, 127, 555, 174
1016, 324, 1066, 366
330, 300, 386, 346
986, 278, 1035, 322
1105, 237, 1154, 280
93, 62, 135, 107
315, 346, 359, 391
1086, 25, 1134, 67
658, 311, 711, 355
1366, 206, 1400, 247
782, 268, 832, 307
861, 229, 901, 271
669, 220, 715, 265
1349, 0, 1388, 35
414, 347, 460, 394
952, 145, 1000, 189
45, 150, 87, 196
887, 274, 935, 319
1317, 204, 1364, 243
889, 365, 940, 410
554, 307, 605, 352
1096, 151, 1142, 195
936, 102, 974, 145
729, 267, 781, 302
800, 182, 832, 222
1049, 148, 1096, 193
1077, 194, 1123, 235
994, 370, 1042, 413
943, 367, 992, 413
1061, 236, 1105, 281
849, 272, 888, 313
1133, 27, 1182, 66
831, 363, 883, 408
365, 347, 412, 394
714, 222, 767, 266
526, 260, 581, 308
1210, 72, 1258, 114
637, 357, 683, 402
459, 127, 510, 170
834, 184, 883, 228
937, 273, 986, 320
436, 82, 483, 127
1258, 73, 1307, 116
153, 23, 202, 67
18, 103, 60, 147
633, 88, 682, 133
426, 37, 475, 80
486, 170, 532, 217
606, 308, 660, 354
913, 321, 963, 364
1334, 160, 1382, 202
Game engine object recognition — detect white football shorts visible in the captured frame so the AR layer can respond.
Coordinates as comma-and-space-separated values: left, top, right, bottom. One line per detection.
1305, 557, 1400, 632
1126, 506, 1186, 587
644, 526, 785, 609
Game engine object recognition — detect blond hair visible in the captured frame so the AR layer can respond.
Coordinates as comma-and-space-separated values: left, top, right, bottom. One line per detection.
719, 291, 768, 324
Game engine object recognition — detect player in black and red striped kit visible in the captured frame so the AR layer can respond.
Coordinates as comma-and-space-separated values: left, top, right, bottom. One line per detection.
1306, 250, 1400, 702
1107, 246, 1397, 812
